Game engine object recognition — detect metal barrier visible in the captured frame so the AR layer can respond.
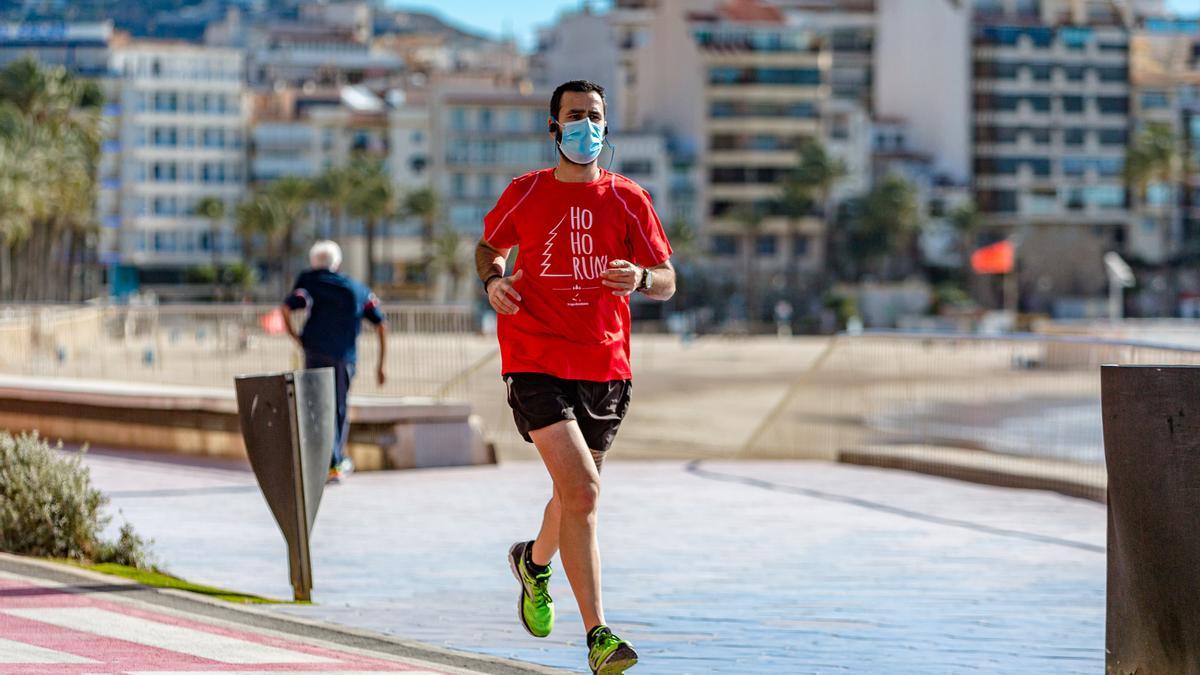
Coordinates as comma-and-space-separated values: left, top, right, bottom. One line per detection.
0, 303, 491, 401
742, 332, 1200, 498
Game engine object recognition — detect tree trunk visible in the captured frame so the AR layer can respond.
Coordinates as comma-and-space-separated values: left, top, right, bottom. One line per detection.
211, 218, 221, 302
281, 221, 295, 296
366, 218, 377, 285
743, 232, 757, 326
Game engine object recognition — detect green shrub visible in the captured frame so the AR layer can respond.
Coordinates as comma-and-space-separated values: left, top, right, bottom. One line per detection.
0, 432, 155, 569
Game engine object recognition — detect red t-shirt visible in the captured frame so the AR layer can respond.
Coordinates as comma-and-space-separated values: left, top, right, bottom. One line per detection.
483, 168, 672, 382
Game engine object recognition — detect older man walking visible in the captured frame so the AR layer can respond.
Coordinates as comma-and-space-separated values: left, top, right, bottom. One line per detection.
281, 240, 387, 482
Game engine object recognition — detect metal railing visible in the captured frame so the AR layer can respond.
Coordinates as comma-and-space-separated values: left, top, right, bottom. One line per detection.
0, 303, 493, 401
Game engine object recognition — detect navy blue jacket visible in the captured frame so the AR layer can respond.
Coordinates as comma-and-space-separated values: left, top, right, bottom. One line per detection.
284, 269, 385, 363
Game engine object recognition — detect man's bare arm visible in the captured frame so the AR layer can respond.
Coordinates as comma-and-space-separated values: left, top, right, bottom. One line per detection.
476, 238, 523, 315
642, 260, 676, 301
374, 321, 387, 386
600, 259, 676, 301
279, 304, 301, 346
475, 238, 510, 285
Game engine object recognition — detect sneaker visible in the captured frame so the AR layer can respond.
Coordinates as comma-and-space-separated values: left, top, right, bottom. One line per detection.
587, 626, 638, 675
337, 457, 354, 476
326, 467, 342, 484
507, 541, 554, 638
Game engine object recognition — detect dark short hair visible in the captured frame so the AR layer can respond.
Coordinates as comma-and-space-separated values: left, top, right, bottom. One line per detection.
550, 80, 606, 120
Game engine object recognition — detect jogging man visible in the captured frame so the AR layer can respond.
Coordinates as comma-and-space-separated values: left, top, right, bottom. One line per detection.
475, 80, 675, 674
281, 240, 387, 482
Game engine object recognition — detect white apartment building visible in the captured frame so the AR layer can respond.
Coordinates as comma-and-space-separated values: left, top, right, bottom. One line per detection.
971, 0, 1131, 230
100, 42, 247, 279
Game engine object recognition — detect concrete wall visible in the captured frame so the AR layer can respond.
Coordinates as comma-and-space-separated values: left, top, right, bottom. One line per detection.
874, 0, 972, 184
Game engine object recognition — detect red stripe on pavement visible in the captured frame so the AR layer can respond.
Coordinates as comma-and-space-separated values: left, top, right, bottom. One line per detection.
0, 576, 452, 673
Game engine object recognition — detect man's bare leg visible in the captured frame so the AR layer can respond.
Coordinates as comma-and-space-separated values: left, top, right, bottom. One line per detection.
531, 449, 603, 566
529, 420, 604, 631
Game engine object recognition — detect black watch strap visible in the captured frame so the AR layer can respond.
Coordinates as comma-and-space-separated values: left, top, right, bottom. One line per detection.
483, 274, 502, 292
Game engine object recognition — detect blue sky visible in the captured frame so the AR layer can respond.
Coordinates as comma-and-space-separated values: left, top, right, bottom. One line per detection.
395, 0, 1200, 52
389, 0, 595, 51
1167, 0, 1199, 17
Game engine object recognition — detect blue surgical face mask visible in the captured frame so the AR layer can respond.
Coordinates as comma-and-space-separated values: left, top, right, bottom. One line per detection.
557, 117, 605, 165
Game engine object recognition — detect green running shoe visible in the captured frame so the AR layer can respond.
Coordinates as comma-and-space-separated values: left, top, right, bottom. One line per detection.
587, 625, 638, 674
507, 541, 554, 638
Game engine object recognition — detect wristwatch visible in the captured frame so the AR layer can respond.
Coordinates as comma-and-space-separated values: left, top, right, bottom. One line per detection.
637, 267, 653, 293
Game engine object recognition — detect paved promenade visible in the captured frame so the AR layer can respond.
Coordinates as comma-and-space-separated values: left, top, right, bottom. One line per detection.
66, 449, 1106, 674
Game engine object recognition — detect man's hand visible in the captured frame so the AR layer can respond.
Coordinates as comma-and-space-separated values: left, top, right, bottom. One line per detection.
376, 364, 386, 387
487, 269, 524, 314
601, 259, 643, 297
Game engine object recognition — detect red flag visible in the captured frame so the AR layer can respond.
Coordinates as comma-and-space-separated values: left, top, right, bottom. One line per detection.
971, 240, 1015, 275
260, 308, 287, 335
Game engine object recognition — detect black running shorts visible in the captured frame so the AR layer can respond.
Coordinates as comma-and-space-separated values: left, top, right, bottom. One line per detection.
504, 372, 632, 455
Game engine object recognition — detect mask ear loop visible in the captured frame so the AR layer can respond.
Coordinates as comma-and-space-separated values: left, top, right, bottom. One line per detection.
604, 136, 617, 172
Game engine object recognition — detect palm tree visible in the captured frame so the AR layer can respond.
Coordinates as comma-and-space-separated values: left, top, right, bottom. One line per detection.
404, 186, 440, 270
0, 58, 101, 301
235, 194, 283, 297
346, 161, 396, 285
268, 176, 314, 291
728, 202, 767, 323
784, 141, 846, 281
313, 165, 355, 241
193, 196, 226, 300
858, 174, 921, 279
948, 201, 981, 278
1126, 123, 1183, 257
429, 224, 466, 302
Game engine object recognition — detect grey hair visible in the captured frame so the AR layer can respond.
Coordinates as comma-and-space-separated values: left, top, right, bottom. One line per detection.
309, 240, 342, 271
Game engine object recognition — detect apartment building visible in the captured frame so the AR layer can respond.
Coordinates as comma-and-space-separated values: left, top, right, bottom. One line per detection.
689, 1, 830, 288
100, 41, 247, 285
1128, 16, 1200, 264
971, 0, 1131, 233
0, 21, 114, 75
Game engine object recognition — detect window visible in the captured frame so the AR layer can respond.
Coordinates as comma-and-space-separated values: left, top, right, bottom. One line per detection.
1029, 63, 1053, 81
1096, 157, 1123, 176
792, 235, 809, 257
1029, 128, 1052, 145
152, 127, 177, 147
1097, 97, 1128, 115
1098, 128, 1127, 146
978, 190, 1018, 213
1062, 96, 1086, 113
975, 61, 1019, 79
620, 159, 654, 176
479, 108, 493, 131
153, 92, 177, 112
1063, 128, 1086, 145
201, 163, 226, 183
1088, 185, 1125, 208
1063, 65, 1087, 81
152, 162, 177, 182
479, 173, 494, 199
1140, 91, 1170, 110
708, 67, 821, 86
202, 128, 222, 148
450, 107, 468, 132
1061, 27, 1092, 50
1097, 67, 1127, 83
711, 234, 739, 257
756, 235, 777, 257
451, 173, 466, 198
1062, 157, 1088, 176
